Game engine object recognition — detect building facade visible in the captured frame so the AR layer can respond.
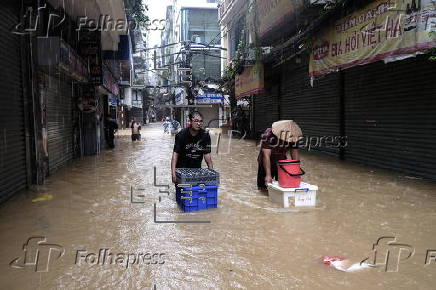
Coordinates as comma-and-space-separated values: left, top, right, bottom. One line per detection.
0, 0, 138, 202
157, 0, 224, 128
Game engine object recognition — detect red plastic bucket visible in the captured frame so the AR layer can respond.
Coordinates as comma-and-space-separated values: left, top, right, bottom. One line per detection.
277, 160, 305, 188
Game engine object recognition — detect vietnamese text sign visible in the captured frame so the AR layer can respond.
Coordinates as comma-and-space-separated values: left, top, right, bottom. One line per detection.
309, 0, 436, 77
235, 64, 265, 98
196, 94, 224, 104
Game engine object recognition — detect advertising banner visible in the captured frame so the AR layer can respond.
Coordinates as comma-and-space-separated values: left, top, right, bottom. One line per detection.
235, 64, 265, 99
309, 0, 436, 77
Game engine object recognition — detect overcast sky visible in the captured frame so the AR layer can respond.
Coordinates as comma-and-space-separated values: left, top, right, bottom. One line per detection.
146, 0, 170, 48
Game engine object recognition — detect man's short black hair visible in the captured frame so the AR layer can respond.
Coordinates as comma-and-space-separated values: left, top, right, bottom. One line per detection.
189, 111, 203, 120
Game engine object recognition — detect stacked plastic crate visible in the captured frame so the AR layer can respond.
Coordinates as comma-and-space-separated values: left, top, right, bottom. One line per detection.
175, 168, 220, 212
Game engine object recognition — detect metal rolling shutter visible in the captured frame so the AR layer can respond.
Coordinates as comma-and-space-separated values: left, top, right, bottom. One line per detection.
280, 61, 341, 156
46, 74, 74, 173
254, 92, 280, 138
0, 5, 28, 202
344, 55, 436, 180
254, 68, 280, 138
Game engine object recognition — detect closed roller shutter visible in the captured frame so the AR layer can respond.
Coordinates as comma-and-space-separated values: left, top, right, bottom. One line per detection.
0, 4, 28, 202
254, 68, 280, 137
46, 74, 74, 173
254, 93, 279, 137
344, 55, 436, 180
280, 60, 342, 156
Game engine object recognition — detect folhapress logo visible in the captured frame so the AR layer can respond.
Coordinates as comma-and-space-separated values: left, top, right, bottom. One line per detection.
361, 236, 415, 272
9, 237, 65, 272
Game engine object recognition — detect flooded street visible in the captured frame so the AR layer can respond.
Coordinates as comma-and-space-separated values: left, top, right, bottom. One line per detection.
1, 123, 436, 289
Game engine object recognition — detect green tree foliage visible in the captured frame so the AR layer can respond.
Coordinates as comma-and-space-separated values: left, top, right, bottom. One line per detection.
125, 0, 149, 24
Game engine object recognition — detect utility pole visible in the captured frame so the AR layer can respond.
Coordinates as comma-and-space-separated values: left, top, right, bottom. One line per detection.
180, 41, 194, 105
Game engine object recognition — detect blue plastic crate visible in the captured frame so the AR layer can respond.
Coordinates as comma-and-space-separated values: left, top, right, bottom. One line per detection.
176, 185, 218, 212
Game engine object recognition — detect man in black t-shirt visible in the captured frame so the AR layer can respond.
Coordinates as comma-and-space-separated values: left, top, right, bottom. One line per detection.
171, 111, 213, 183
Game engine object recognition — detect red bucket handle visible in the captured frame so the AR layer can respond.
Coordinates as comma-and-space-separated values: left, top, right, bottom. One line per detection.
278, 164, 305, 177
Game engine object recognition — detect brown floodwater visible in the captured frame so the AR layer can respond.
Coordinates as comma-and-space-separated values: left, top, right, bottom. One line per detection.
1, 123, 436, 289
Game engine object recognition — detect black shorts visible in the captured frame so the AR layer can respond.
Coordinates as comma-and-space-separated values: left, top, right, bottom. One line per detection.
132, 134, 141, 141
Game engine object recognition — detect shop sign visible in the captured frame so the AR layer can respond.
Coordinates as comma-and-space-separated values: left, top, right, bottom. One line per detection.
309, 0, 436, 77
103, 67, 119, 96
78, 85, 97, 112
79, 30, 102, 84
38, 37, 87, 81
196, 94, 224, 104
235, 64, 264, 99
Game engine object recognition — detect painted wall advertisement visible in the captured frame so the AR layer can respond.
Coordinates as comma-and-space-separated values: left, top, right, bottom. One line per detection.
309, 0, 436, 77
235, 64, 265, 99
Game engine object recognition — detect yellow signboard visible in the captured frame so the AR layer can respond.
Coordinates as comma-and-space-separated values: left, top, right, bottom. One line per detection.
257, 0, 304, 39
309, 0, 436, 77
235, 64, 265, 98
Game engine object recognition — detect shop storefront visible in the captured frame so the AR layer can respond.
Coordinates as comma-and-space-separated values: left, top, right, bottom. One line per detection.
37, 36, 88, 173
275, 0, 436, 178
236, 63, 265, 138
0, 2, 30, 202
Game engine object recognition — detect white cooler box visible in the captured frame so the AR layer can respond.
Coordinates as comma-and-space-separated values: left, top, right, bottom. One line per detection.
267, 181, 318, 207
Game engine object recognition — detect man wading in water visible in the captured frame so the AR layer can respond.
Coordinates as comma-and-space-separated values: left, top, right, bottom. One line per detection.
171, 111, 213, 184
258, 120, 303, 190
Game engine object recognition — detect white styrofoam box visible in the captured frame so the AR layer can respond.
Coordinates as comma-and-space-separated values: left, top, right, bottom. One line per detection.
267, 181, 318, 207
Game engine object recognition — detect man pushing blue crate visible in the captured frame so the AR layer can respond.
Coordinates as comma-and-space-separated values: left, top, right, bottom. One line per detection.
170, 111, 219, 212
171, 111, 213, 181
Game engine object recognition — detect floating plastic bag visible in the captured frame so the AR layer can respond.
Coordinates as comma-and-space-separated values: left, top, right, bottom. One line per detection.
322, 256, 372, 272
32, 194, 53, 203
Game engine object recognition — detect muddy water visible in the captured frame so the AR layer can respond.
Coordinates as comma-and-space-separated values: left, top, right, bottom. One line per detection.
1, 123, 436, 289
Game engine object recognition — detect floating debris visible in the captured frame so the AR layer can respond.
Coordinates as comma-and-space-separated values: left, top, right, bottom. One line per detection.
32, 194, 53, 203
323, 256, 373, 272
